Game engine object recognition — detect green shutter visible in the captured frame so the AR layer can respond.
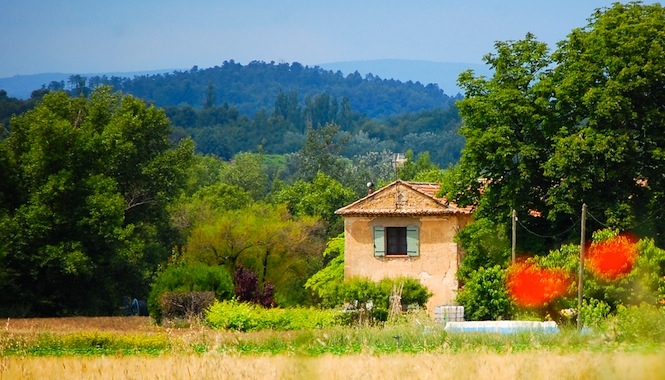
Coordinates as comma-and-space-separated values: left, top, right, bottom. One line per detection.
406, 226, 419, 257
373, 226, 385, 257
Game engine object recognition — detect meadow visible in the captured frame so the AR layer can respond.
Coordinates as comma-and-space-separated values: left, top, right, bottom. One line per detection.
2, 316, 665, 380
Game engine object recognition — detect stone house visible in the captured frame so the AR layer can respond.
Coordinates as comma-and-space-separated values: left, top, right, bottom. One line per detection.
335, 180, 473, 311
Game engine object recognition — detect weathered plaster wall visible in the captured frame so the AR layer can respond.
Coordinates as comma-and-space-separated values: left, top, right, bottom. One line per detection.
344, 214, 472, 312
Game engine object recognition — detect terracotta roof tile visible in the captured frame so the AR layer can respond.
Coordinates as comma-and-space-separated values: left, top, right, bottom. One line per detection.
335, 180, 473, 216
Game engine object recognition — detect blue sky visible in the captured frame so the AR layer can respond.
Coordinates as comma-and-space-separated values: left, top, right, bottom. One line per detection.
0, 1, 657, 78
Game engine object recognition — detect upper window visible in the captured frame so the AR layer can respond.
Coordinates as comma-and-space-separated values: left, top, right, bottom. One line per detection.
386, 227, 407, 255
373, 226, 419, 257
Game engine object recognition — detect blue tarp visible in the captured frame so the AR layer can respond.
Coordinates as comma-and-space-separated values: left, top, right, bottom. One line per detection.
443, 320, 559, 334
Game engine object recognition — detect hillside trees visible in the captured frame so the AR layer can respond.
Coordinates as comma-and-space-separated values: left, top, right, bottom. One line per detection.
0, 89, 48, 138
0, 86, 193, 317
218, 152, 269, 200
53, 60, 465, 168
164, 96, 463, 168
274, 172, 356, 238
294, 122, 350, 182
449, 2, 665, 252
396, 150, 439, 181
95, 61, 457, 118
367, 107, 465, 165
280, 121, 403, 198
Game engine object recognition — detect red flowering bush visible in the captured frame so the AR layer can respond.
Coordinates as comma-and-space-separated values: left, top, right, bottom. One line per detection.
586, 233, 638, 280
506, 261, 572, 308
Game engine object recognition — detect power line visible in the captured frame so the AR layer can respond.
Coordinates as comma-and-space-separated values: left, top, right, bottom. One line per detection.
586, 208, 663, 231
516, 216, 580, 239
511, 205, 665, 262
586, 211, 610, 229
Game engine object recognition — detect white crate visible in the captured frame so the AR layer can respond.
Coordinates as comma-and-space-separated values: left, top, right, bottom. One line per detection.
434, 305, 464, 323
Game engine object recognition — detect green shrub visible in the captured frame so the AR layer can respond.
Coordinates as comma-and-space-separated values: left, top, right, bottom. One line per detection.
304, 234, 345, 307
340, 278, 387, 309
536, 232, 665, 313
331, 277, 431, 325
305, 233, 432, 314
340, 277, 431, 310
381, 277, 432, 308
610, 303, 665, 344
205, 299, 342, 331
160, 291, 215, 320
456, 265, 513, 321
579, 298, 611, 327
454, 219, 511, 284
148, 264, 234, 324
206, 300, 257, 331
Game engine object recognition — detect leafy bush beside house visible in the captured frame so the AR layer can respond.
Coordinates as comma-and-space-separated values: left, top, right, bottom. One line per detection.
456, 265, 513, 321
306, 235, 431, 317
148, 264, 234, 324
305, 234, 345, 307
534, 231, 665, 314
454, 218, 511, 285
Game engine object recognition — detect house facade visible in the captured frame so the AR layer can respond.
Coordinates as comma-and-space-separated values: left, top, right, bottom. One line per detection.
335, 180, 473, 311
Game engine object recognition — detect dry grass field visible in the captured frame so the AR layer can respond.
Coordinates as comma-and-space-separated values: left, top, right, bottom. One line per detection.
4, 316, 158, 334
2, 317, 665, 380
3, 351, 665, 380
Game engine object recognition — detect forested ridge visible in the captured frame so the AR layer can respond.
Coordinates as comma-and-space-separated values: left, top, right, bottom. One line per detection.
2, 60, 465, 166
69, 60, 458, 117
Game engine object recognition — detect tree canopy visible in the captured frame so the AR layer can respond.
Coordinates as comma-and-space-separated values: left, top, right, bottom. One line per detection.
449, 2, 665, 251
0, 86, 194, 317
183, 203, 325, 306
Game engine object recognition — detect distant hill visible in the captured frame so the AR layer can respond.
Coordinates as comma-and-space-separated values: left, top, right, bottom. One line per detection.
0, 69, 177, 99
0, 60, 492, 102
0, 61, 471, 167
0, 73, 72, 99
317, 59, 492, 96
78, 61, 463, 118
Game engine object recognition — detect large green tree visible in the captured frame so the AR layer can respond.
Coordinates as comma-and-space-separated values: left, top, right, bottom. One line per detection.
184, 203, 325, 306
294, 122, 350, 182
273, 172, 356, 237
0, 86, 193, 317
544, 2, 665, 234
453, 33, 556, 248
450, 2, 665, 251
218, 152, 269, 200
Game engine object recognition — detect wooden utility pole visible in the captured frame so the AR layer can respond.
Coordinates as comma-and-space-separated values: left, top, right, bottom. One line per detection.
511, 210, 517, 264
577, 203, 587, 331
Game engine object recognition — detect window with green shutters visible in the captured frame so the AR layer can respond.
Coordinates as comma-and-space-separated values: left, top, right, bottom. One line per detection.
373, 226, 419, 257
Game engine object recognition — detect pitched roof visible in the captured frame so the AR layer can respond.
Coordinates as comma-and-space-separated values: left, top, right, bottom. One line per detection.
335, 180, 473, 216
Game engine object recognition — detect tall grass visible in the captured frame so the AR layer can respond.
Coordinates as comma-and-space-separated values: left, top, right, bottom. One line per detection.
1, 332, 170, 356
2, 304, 665, 358
0, 317, 652, 357
3, 352, 665, 380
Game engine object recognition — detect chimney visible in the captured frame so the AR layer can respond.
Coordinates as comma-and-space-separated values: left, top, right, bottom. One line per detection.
367, 181, 375, 195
